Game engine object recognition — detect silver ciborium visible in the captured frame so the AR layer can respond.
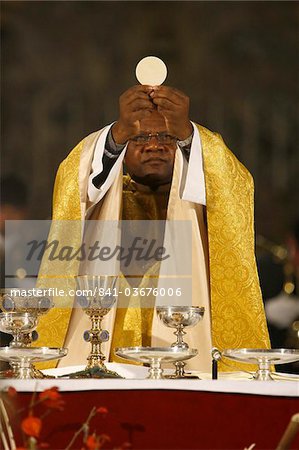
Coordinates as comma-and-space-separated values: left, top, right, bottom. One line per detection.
156, 305, 205, 378
0, 290, 67, 379
0, 291, 53, 346
0, 312, 38, 348
74, 275, 122, 378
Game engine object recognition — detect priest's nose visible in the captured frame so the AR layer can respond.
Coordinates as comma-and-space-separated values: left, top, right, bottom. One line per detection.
143, 136, 163, 152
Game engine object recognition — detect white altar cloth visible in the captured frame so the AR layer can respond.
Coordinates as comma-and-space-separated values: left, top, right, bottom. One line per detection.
0, 363, 298, 397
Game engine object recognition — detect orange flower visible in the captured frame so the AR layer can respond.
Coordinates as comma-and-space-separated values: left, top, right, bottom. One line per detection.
39, 387, 65, 410
21, 415, 42, 438
86, 434, 98, 450
97, 406, 108, 415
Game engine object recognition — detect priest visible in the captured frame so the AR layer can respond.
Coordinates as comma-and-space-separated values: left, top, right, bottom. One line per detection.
35, 85, 270, 371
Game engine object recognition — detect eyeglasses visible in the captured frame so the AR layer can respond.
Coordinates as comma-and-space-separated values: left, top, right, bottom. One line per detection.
130, 132, 177, 146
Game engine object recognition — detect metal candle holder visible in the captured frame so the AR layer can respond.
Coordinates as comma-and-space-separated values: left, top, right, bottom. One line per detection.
156, 305, 205, 378
74, 275, 121, 378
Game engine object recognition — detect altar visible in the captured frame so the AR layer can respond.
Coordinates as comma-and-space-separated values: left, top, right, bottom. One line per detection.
1, 364, 299, 450
1, 290, 299, 449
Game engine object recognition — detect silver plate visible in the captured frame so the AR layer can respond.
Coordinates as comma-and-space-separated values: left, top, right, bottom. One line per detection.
115, 346, 198, 364
223, 348, 299, 365
0, 346, 68, 363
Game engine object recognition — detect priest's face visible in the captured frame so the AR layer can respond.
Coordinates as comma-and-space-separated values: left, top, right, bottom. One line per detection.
125, 112, 176, 187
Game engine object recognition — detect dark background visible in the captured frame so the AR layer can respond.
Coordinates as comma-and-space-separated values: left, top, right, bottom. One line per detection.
1, 1, 298, 241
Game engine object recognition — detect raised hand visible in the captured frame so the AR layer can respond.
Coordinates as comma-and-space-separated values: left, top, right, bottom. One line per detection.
149, 86, 192, 140
112, 85, 155, 144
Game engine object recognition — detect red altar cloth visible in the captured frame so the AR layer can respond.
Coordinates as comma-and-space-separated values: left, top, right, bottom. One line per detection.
7, 389, 299, 450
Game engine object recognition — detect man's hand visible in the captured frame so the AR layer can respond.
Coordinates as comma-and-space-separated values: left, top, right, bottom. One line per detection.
149, 86, 192, 140
112, 85, 155, 144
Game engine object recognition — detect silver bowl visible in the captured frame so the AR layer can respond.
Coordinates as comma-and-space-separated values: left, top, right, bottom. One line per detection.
0, 291, 54, 378
0, 312, 38, 347
156, 306, 204, 378
156, 306, 205, 329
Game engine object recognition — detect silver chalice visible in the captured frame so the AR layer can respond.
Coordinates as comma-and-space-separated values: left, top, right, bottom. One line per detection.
156, 305, 205, 378
0, 290, 66, 379
72, 275, 122, 378
0, 312, 38, 348
0, 291, 53, 346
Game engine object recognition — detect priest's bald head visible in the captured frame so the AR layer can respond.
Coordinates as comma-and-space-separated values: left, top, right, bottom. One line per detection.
124, 110, 177, 188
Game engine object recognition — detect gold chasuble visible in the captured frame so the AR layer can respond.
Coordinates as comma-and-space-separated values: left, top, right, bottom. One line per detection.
35, 124, 270, 371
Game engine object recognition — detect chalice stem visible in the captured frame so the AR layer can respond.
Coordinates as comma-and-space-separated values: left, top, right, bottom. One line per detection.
255, 360, 274, 381
12, 331, 24, 347
174, 325, 186, 347
148, 358, 163, 379
87, 314, 106, 369
18, 360, 34, 379
174, 361, 186, 377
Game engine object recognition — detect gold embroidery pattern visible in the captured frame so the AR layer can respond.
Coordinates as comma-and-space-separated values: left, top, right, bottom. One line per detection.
34, 141, 83, 368
199, 125, 270, 371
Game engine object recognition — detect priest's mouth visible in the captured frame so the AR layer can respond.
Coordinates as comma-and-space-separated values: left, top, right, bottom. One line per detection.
142, 157, 168, 164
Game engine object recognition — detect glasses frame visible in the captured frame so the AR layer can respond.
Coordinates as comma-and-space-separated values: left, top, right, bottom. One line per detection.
130, 132, 178, 146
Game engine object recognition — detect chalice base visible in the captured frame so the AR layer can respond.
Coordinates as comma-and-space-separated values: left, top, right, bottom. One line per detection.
84, 355, 123, 378
0, 363, 55, 379
61, 366, 123, 379
253, 368, 275, 381
164, 361, 201, 379
69, 348, 122, 378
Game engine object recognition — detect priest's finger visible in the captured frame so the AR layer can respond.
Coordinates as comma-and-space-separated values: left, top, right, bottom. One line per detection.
154, 85, 187, 100
130, 99, 155, 111
152, 97, 179, 110
122, 85, 153, 101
